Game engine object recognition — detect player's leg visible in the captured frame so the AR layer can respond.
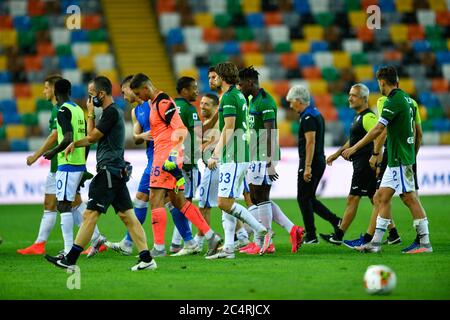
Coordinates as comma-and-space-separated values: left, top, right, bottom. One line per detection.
149, 187, 168, 256
197, 166, 218, 250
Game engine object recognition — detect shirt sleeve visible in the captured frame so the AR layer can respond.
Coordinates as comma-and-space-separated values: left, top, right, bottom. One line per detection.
56, 106, 73, 135
96, 107, 118, 135
380, 98, 398, 125
261, 97, 277, 122
221, 94, 237, 117
362, 112, 378, 132
302, 115, 317, 133
49, 107, 58, 131
413, 99, 422, 124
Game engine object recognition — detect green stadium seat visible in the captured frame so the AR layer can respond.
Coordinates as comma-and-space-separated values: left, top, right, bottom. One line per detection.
314, 13, 335, 28
333, 93, 349, 108
321, 67, 339, 82
88, 29, 107, 42
209, 53, 229, 66
36, 98, 53, 112
56, 44, 72, 56
351, 52, 368, 65
274, 42, 291, 53
425, 25, 442, 40
235, 27, 254, 41
30, 16, 48, 31
21, 113, 38, 126
18, 31, 36, 49
0, 126, 5, 139
430, 39, 447, 51
215, 14, 232, 28
227, 0, 242, 14
345, 0, 361, 11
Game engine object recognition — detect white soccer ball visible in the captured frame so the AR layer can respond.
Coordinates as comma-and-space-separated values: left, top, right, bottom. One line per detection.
364, 265, 397, 295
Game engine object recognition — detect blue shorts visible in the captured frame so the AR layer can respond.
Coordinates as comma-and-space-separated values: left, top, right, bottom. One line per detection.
137, 163, 151, 194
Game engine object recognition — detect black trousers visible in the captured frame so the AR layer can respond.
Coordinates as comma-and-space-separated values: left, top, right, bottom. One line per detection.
297, 158, 341, 237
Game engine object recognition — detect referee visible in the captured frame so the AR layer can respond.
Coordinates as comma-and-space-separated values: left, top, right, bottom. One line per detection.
286, 85, 341, 244
45, 76, 156, 271
320, 84, 377, 245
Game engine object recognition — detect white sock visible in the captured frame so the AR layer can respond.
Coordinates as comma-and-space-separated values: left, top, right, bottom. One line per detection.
222, 211, 237, 252
154, 244, 165, 251
271, 201, 294, 233
414, 218, 430, 245
236, 226, 249, 241
372, 216, 391, 244
258, 201, 273, 230
171, 227, 183, 246
60, 212, 74, 254
247, 205, 258, 240
194, 234, 205, 247
230, 203, 266, 234
36, 210, 57, 243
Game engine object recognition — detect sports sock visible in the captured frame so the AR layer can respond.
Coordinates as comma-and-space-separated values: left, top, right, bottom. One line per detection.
363, 233, 373, 243
180, 201, 211, 236
60, 212, 74, 254
335, 228, 344, 240
414, 218, 430, 245
139, 249, 152, 263
167, 202, 193, 242
194, 234, 205, 248
125, 199, 148, 242
388, 227, 400, 240
230, 203, 266, 234
36, 210, 57, 243
72, 202, 87, 227
151, 207, 167, 246
258, 201, 273, 230
271, 201, 294, 233
222, 211, 237, 252
371, 216, 390, 244
236, 226, 249, 241
66, 244, 83, 265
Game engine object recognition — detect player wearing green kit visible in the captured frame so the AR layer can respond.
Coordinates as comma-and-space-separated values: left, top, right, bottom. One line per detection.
206, 62, 270, 259
342, 66, 432, 254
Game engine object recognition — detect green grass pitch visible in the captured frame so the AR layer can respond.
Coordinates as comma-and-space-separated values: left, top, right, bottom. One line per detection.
0, 195, 449, 300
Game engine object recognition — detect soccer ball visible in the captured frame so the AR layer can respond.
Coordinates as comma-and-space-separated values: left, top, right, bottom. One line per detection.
364, 265, 397, 295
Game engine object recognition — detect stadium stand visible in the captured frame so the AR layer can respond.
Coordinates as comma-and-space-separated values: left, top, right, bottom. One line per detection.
0, 0, 448, 151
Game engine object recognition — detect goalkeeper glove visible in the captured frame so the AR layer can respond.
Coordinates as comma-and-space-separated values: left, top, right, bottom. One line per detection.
162, 150, 185, 193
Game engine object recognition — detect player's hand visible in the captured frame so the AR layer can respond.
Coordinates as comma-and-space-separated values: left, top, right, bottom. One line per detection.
26, 154, 38, 166
207, 156, 218, 170
43, 149, 56, 160
267, 161, 279, 182
87, 95, 94, 114
341, 147, 356, 160
326, 152, 340, 166
369, 155, 378, 170
64, 142, 75, 160
303, 166, 312, 183
139, 130, 153, 141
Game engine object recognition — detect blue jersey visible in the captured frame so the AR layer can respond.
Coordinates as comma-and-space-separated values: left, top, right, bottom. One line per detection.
134, 100, 154, 163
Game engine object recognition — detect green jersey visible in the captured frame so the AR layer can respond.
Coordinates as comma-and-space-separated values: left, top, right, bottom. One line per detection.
49, 105, 59, 173
219, 85, 250, 163
248, 88, 280, 162
377, 96, 421, 124
56, 102, 86, 166
174, 98, 201, 170
379, 89, 416, 167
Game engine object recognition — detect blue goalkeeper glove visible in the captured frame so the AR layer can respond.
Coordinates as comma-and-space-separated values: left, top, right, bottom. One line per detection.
162, 150, 185, 193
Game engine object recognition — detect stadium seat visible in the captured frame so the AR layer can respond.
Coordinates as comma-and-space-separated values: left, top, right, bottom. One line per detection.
62, 69, 82, 85
395, 0, 413, 12
273, 80, 290, 97
21, 113, 38, 126
301, 67, 322, 80
223, 41, 240, 55
243, 53, 264, 67
0, 30, 17, 47
194, 13, 214, 28
156, 0, 176, 13
442, 64, 450, 81
428, 0, 447, 10
242, 0, 261, 14
304, 25, 324, 41
413, 40, 432, 52
308, 79, 328, 94
431, 78, 449, 93
240, 41, 260, 53
37, 42, 55, 56
264, 12, 282, 25
51, 28, 70, 46
83, 15, 102, 30
357, 26, 374, 43
354, 65, 374, 82
351, 52, 368, 65
390, 24, 408, 42
349, 11, 367, 27
293, 0, 311, 14
214, 14, 232, 28
343, 39, 363, 53
71, 84, 86, 99
425, 25, 442, 40
435, 11, 450, 26
310, 41, 328, 53
166, 28, 184, 46
267, 26, 289, 45
90, 43, 109, 55
398, 78, 415, 95
203, 27, 221, 43
235, 27, 254, 41
9, 0, 27, 16
31, 16, 48, 31
6, 124, 26, 139
159, 13, 181, 36
436, 51, 450, 64
279, 53, 298, 70
419, 92, 440, 108
88, 29, 107, 42
0, 16, 13, 29
14, 84, 31, 98
283, 12, 301, 28
13, 16, 31, 31
227, 0, 242, 14
94, 54, 114, 71
417, 10, 436, 26
28, 0, 45, 16
321, 67, 339, 82
24, 55, 42, 72
314, 52, 333, 68
291, 40, 310, 54
9, 139, 28, 151
274, 42, 291, 53
332, 51, 351, 69
0, 56, 7, 71
408, 24, 425, 41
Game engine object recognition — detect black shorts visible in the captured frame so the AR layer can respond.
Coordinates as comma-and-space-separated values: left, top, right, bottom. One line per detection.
87, 169, 133, 214
350, 160, 377, 198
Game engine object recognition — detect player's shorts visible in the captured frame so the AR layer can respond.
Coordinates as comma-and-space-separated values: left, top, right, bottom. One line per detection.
376, 151, 388, 189
182, 167, 201, 199
87, 169, 133, 214
137, 163, 151, 194
349, 160, 377, 197
413, 163, 419, 191
56, 170, 84, 202
45, 172, 56, 195
218, 162, 249, 198
243, 176, 250, 193
150, 154, 184, 191
380, 164, 416, 195
198, 167, 219, 208
246, 161, 272, 186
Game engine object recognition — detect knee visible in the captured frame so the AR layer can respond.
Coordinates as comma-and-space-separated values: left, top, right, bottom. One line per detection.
57, 201, 72, 213
400, 192, 416, 207
218, 198, 233, 212
83, 209, 99, 225
118, 210, 133, 225
44, 196, 57, 211
136, 191, 149, 202
346, 195, 359, 206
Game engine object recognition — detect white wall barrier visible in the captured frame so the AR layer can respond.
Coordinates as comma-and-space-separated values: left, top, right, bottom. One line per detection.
0, 146, 449, 204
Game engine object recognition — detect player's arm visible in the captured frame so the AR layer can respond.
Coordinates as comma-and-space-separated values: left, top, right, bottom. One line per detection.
202, 109, 219, 132
27, 129, 58, 165
264, 119, 279, 181
131, 107, 145, 145
342, 122, 385, 160
415, 122, 422, 155
43, 107, 73, 159
327, 140, 349, 166
303, 131, 315, 182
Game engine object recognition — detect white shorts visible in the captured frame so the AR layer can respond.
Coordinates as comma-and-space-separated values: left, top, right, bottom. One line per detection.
246, 161, 272, 186
182, 167, 201, 199
218, 162, 249, 199
380, 165, 415, 195
198, 167, 219, 208
45, 172, 56, 195
56, 171, 83, 202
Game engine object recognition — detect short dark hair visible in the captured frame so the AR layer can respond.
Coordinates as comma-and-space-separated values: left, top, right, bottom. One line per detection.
54, 79, 71, 96
208, 66, 216, 73
93, 76, 112, 95
44, 74, 63, 86
204, 93, 219, 106
120, 75, 134, 88
176, 76, 196, 94
130, 73, 150, 90
215, 62, 239, 85
376, 66, 399, 86
239, 65, 259, 83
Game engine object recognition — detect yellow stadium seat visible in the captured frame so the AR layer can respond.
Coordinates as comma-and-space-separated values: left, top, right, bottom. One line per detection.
0, 55, 6, 71
100, 70, 118, 84
395, 0, 413, 12
0, 30, 17, 47
428, 0, 446, 10
31, 84, 44, 99
177, 68, 199, 79
6, 124, 27, 139
349, 11, 367, 27
354, 65, 374, 82
90, 43, 110, 55
447, 39, 450, 51
369, 93, 383, 111
278, 120, 292, 136
308, 79, 328, 95
242, 0, 261, 14
390, 24, 408, 43
399, 78, 415, 95
194, 13, 214, 28
243, 53, 264, 67
440, 133, 450, 145
303, 25, 324, 41
17, 98, 36, 114
77, 56, 94, 72
419, 105, 427, 121
332, 51, 351, 69
291, 40, 310, 53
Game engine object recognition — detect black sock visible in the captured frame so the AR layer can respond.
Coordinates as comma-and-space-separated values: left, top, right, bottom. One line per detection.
415, 235, 420, 244
389, 227, 400, 239
140, 250, 152, 263
363, 233, 373, 243
66, 245, 83, 265
335, 228, 344, 240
